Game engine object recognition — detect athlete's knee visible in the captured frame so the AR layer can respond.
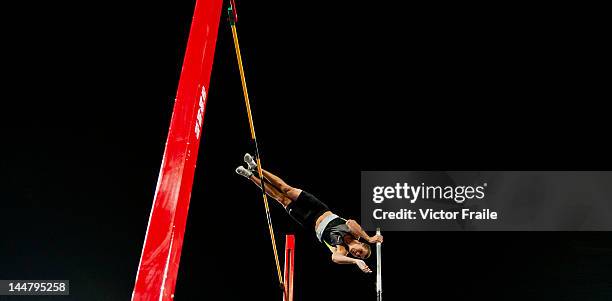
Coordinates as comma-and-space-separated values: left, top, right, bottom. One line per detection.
285, 188, 302, 201
280, 185, 296, 195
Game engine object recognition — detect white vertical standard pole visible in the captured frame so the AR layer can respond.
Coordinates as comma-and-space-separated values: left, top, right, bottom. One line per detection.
376, 228, 382, 301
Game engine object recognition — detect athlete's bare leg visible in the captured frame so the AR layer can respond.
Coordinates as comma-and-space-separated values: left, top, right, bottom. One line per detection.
248, 175, 292, 207
260, 169, 302, 201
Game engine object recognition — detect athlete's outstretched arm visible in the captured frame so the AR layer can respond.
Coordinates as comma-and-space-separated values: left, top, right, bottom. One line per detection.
346, 219, 383, 244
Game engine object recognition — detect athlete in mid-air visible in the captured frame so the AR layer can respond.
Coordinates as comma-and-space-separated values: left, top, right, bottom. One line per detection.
236, 154, 383, 273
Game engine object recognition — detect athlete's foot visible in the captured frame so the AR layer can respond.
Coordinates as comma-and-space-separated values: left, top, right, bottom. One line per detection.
235, 166, 253, 178
244, 153, 258, 171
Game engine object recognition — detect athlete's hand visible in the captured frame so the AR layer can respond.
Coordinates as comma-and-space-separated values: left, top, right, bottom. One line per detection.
355, 260, 372, 273
369, 234, 383, 244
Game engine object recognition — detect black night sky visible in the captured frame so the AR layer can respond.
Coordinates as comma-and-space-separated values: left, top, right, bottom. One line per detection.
2, 1, 611, 300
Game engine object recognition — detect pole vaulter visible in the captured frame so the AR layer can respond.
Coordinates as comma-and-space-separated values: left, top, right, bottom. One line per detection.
131, 1, 223, 300
230, 3, 383, 294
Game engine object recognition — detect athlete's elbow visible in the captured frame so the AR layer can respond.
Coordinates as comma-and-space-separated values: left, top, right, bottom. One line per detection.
346, 219, 359, 229
331, 253, 341, 264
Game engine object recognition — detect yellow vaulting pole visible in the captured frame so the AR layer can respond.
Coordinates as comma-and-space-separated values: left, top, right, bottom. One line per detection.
230, 21, 284, 289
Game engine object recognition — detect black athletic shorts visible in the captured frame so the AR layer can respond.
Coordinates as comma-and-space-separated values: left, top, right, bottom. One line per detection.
286, 191, 329, 229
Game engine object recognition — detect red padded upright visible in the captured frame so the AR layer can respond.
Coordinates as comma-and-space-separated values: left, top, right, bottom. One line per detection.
132, 1, 223, 300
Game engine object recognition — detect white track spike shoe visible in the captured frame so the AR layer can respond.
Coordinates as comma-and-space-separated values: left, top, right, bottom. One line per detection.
235, 165, 253, 178
244, 153, 258, 171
